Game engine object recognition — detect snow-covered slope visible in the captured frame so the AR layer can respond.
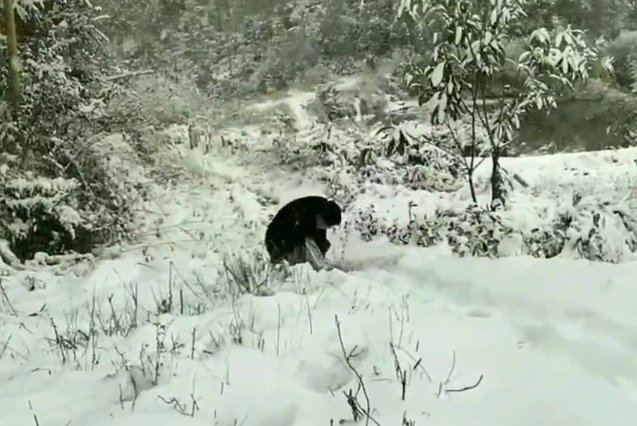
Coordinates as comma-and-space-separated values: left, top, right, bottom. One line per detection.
1, 91, 636, 426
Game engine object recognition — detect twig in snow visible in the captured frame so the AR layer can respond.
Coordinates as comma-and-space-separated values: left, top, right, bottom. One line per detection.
190, 327, 196, 359
393, 344, 434, 383
435, 351, 484, 397
389, 342, 408, 401
302, 288, 313, 335
27, 400, 40, 426
0, 334, 12, 360
334, 315, 380, 426
157, 391, 200, 417
0, 279, 18, 316
444, 350, 456, 385
446, 374, 484, 394
276, 302, 281, 356
103, 69, 154, 82
49, 318, 67, 365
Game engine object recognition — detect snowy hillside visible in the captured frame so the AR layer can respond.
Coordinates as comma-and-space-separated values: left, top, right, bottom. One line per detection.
1, 88, 637, 426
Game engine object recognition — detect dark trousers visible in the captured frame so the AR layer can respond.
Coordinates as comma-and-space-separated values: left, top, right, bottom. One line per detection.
266, 237, 331, 266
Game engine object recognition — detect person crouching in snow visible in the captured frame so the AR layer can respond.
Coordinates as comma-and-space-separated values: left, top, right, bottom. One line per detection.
265, 196, 342, 271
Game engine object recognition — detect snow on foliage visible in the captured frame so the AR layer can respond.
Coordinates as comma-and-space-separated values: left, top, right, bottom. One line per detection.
261, 82, 637, 263
2, 88, 637, 425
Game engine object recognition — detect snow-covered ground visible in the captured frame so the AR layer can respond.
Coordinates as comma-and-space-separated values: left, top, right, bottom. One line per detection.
1, 89, 636, 426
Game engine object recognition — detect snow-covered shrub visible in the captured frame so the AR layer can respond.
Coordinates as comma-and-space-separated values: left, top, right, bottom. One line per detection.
271, 124, 327, 170
437, 205, 513, 257
520, 191, 637, 262
0, 135, 147, 262
307, 81, 389, 124
384, 216, 444, 247
349, 193, 637, 263
350, 203, 444, 247
605, 31, 637, 91
557, 197, 637, 263
219, 251, 277, 297
273, 117, 468, 200
0, 1, 150, 261
307, 83, 360, 122
523, 219, 569, 258
104, 73, 211, 131
375, 124, 470, 189
350, 204, 513, 258
350, 204, 382, 242
325, 171, 360, 211
248, 26, 321, 94
0, 166, 88, 261
272, 117, 372, 173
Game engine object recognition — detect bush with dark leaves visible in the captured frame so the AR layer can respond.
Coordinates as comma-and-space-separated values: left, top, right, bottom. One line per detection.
0, 1, 142, 262
349, 193, 637, 263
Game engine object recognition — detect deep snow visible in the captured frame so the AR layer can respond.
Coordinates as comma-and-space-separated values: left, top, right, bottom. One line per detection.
1, 89, 636, 426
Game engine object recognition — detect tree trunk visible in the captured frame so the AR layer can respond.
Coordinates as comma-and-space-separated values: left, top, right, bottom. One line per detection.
3, 0, 21, 115
490, 145, 506, 210
468, 170, 477, 204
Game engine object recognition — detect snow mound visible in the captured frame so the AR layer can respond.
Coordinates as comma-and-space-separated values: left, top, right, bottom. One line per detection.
2, 243, 637, 425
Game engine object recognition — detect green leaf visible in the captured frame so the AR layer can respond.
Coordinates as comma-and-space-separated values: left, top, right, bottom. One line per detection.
454, 26, 462, 45
431, 62, 445, 87
484, 31, 492, 45
490, 8, 498, 25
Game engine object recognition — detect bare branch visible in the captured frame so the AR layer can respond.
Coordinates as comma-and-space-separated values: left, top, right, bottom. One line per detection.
446, 374, 484, 394
102, 69, 154, 82
443, 350, 456, 385
334, 315, 381, 426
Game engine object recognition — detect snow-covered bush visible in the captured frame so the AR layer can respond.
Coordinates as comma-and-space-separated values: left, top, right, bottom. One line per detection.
558, 196, 637, 262
351, 203, 510, 257
220, 251, 276, 297
349, 194, 637, 263
523, 219, 569, 259
0, 1, 151, 261
307, 81, 389, 124
0, 160, 88, 261
0, 134, 148, 263
350, 203, 443, 247
219, 249, 315, 298
307, 83, 360, 122
437, 205, 513, 257
324, 171, 360, 211
104, 73, 212, 131
605, 30, 637, 91
273, 118, 468, 204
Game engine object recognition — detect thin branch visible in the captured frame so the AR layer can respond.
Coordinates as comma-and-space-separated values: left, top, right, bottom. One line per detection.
443, 350, 456, 385
446, 374, 484, 394
102, 69, 154, 82
394, 344, 433, 383
334, 315, 381, 426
